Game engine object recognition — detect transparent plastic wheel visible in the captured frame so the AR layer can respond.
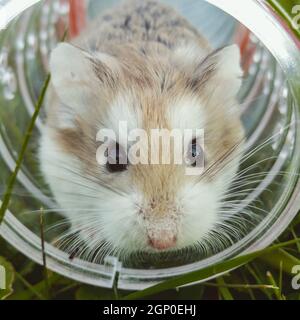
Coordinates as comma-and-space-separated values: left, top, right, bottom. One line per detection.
0, 0, 300, 290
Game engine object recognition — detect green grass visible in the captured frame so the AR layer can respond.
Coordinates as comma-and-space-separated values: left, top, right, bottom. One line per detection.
0, 0, 300, 300
0, 74, 50, 223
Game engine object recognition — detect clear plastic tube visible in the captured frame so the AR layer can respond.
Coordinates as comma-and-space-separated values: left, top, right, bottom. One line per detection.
0, 0, 299, 290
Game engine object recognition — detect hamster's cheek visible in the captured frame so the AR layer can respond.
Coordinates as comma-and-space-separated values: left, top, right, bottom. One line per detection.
178, 182, 220, 248
39, 128, 92, 211
92, 193, 148, 253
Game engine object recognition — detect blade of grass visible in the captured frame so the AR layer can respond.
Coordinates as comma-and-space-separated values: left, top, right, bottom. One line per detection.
113, 271, 120, 300
241, 272, 256, 299
123, 238, 300, 300
53, 283, 79, 297
0, 29, 68, 224
248, 263, 272, 300
259, 248, 300, 273
203, 282, 278, 290
279, 260, 283, 299
266, 271, 282, 300
0, 74, 51, 223
291, 227, 300, 252
14, 272, 46, 300
8, 274, 61, 300
216, 276, 234, 300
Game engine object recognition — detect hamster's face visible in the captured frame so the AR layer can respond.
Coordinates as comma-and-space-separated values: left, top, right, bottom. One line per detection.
40, 43, 244, 258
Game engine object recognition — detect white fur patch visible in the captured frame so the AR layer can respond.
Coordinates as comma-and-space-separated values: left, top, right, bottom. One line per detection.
168, 95, 206, 131
99, 93, 143, 141
179, 181, 219, 248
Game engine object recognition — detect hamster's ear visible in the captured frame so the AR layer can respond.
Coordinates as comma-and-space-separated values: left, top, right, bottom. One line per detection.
49, 43, 118, 111
213, 44, 242, 97
49, 43, 96, 110
189, 44, 243, 100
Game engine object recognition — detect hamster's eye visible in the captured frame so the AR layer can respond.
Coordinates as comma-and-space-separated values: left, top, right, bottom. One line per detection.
186, 138, 204, 167
106, 142, 128, 173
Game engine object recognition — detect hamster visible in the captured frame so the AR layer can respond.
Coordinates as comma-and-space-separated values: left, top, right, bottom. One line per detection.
39, 0, 244, 258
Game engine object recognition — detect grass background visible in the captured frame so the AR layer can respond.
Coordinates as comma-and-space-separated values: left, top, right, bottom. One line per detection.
0, 0, 300, 300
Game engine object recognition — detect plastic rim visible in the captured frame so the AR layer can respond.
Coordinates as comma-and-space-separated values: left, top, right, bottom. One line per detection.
0, 0, 300, 290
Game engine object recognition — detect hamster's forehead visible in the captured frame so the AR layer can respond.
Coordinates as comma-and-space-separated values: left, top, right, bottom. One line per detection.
101, 92, 206, 134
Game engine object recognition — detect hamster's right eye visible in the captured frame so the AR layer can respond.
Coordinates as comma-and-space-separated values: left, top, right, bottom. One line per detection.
186, 138, 204, 167
106, 142, 128, 173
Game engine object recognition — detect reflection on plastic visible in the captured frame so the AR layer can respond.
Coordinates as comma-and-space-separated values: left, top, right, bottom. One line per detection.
0, 0, 40, 30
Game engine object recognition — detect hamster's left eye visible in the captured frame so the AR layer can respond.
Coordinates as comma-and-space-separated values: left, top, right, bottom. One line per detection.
106, 143, 128, 173
186, 139, 204, 167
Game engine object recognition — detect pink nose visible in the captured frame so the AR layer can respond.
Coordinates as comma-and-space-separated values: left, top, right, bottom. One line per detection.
148, 235, 177, 250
